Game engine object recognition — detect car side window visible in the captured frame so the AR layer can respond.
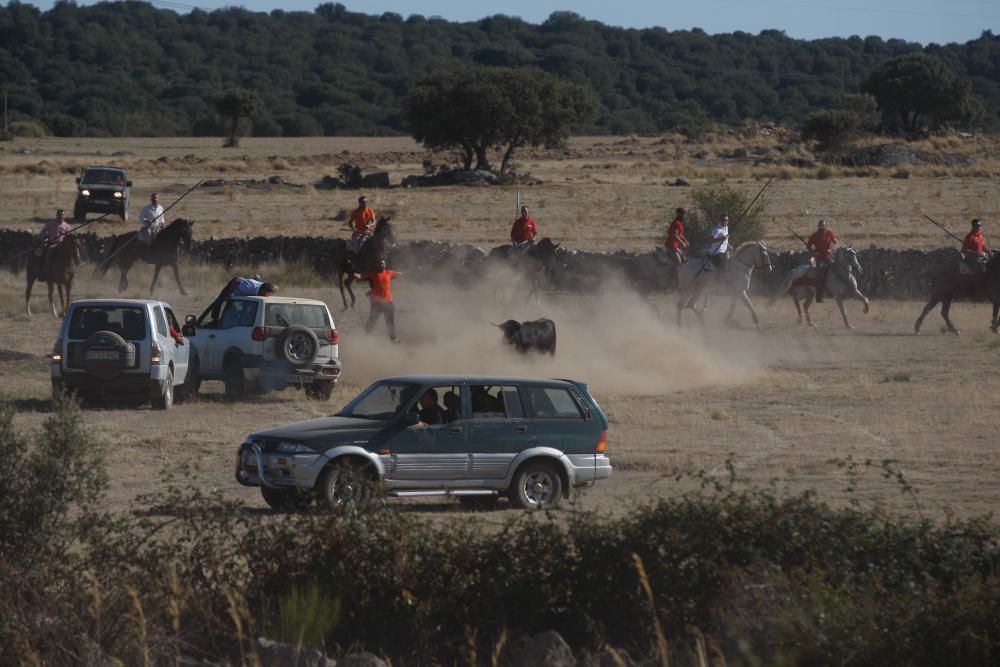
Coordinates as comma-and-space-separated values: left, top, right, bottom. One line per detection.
153, 307, 168, 338
470, 385, 521, 419
524, 387, 585, 419
219, 300, 258, 329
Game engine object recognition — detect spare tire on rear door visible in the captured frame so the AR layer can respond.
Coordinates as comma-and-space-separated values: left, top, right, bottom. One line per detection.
277, 325, 319, 368
80, 330, 135, 380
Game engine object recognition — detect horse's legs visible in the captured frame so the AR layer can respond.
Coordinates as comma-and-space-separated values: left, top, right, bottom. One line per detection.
940, 295, 960, 335
914, 295, 940, 334
118, 260, 131, 292
48, 281, 57, 318
739, 290, 761, 329
792, 291, 803, 324
63, 277, 72, 318
804, 293, 816, 327
170, 262, 187, 295
336, 270, 350, 310
56, 283, 66, 318
724, 296, 738, 326
836, 297, 852, 329
25, 266, 35, 318
991, 302, 1000, 333
150, 264, 163, 294
344, 274, 356, 309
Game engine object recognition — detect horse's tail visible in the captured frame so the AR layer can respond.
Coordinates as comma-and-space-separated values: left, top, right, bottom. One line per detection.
95, 235, 120, 275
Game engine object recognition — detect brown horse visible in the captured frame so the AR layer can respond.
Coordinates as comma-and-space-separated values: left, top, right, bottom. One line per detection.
95, 218, 194, 294
25, 237, 80, 318
915, 252, 1000, 335
329, 216, 396, 310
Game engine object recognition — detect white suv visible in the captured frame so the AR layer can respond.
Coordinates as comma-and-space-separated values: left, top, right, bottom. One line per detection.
184, 296, 341, 401
51, 299, 192, 409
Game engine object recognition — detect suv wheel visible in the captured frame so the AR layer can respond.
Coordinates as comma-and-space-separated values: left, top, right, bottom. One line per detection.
511, 461, 563, 510
316, 459, 373, 508
223, 357, 245, 400
304, 382, 334, 401
152, 368, 174, 410
261, 486, 313, 512
278, 325, 319, 368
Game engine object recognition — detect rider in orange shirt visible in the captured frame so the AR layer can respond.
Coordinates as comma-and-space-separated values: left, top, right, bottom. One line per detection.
807, 219, 838, 303
961, 218, 989, 274
349, 195, 376, 248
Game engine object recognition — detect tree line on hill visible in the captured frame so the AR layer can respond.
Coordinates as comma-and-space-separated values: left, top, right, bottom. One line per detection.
0, 1, 997, 140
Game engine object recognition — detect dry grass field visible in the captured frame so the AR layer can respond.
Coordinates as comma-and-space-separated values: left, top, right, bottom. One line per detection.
2, 135, 999, 521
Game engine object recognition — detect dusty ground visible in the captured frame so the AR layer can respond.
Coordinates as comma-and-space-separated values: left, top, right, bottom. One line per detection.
2, 135, 999, 522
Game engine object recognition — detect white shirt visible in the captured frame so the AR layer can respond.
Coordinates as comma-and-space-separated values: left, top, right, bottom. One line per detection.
140, 203, 165, 230
710, 224, 729, 255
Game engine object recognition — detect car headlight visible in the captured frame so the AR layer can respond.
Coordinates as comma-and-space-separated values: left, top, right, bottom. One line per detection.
80, 189, 90, 197
113, 191, 123, 198
275, 441, 314, 454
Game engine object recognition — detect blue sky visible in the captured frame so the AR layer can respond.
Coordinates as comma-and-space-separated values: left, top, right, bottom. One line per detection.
22, 0, 999, 44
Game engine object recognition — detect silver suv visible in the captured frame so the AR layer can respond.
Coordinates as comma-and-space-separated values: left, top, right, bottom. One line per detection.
51, 299, 193, 409
185, 296, 341, 401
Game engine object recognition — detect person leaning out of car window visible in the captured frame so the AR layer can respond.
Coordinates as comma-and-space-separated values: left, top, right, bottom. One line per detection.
200, 276, 278, 326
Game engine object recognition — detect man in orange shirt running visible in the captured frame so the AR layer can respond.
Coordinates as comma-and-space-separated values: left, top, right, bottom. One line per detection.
807, 219, 838, 303
348, 195, 376, 252
355, 259, 402, 343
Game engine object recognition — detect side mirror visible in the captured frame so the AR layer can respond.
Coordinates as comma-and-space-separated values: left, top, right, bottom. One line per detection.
126, 181, 132, 187
181, 324, 196, 337
185, 314, 196, 325
404, 412, 420, 426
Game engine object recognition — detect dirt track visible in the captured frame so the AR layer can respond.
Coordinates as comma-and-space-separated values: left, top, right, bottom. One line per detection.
2, 136, 999, 521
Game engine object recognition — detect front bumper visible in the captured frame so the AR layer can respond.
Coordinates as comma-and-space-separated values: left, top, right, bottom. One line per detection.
235, 442, 327, 489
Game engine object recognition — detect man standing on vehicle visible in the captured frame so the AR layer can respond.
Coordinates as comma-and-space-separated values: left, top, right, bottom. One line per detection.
139, 193, 165, 245
354, 259, 402, 343
200, 276, 279, 325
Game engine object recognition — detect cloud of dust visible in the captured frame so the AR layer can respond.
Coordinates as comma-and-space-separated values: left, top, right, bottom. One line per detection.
339, 272, 769, 397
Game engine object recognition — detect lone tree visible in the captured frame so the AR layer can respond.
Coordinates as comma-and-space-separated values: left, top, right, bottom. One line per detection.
406, 67, 596, 175
864, 53, 972, 135
214, 87, 261, 147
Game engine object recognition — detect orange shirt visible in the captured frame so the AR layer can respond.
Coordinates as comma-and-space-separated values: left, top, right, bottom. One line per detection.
362, 269, 399, 303
349, 207, 376, 238
808, 229, 837, 260
962, 229, 987, 256
665, 218, 685, 249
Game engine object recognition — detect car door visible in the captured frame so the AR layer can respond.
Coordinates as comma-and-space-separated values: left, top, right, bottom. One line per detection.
387, 384, 469, 481
206, 299, 258, 371
466, 384, 535, 479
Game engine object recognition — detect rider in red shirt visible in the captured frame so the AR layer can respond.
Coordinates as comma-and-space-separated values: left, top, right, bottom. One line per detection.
665, 207, 689, 264
807, 219, 838, 303
355, 259, 402, 343
961, 218, 989, 274
510, 206, 538, 245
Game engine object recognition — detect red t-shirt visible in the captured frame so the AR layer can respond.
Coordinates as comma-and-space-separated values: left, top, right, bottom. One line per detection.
362, 269, 399, 303
511, 216, 538, 243
962, 230, 987, 255
665, 218, 685, 249
808, 229, 837, 260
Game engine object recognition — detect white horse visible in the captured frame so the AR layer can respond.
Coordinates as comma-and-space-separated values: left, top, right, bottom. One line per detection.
773, 245, 870, 329
676, 241, 773, 328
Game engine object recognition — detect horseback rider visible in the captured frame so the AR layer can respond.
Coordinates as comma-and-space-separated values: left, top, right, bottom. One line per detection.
961, 218, 989, 275
39, 208, 72, 277
706, 214, 730, 271
139, 193, 165, 246
348, 195, 376, 253
509, 205, 538, 257
807, 219, 838, 303
665, 207, 689, 265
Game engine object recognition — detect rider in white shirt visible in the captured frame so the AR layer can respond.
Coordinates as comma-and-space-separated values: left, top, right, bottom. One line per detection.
139, 193, 165, 244
708, 214, 730, 270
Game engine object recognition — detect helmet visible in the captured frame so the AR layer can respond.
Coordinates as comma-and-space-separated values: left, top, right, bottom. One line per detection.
359, 195, 367, 204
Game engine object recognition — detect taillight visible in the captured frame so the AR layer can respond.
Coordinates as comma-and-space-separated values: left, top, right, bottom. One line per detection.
150, 341, 163, 364
252, 326, 270, 342
328, 329, 340, 344
596, 430, 607, 453
51, 339, 63, 362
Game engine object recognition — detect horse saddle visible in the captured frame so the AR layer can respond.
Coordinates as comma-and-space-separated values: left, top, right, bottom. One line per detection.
138, 227, 154, 245
958, 254, 987, 275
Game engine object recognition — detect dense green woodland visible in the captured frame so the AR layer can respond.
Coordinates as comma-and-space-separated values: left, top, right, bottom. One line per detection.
1, 0, 998, 137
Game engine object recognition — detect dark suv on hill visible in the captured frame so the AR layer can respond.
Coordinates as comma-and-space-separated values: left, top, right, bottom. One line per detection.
74, 166, 131, 221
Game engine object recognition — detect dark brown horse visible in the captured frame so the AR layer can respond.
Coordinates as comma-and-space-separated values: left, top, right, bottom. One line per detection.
25, 237, 80, 318
330, 216, 396, 310
915, 252, 1000, 335
487, 237, 561, 301
95, 219, 194, 294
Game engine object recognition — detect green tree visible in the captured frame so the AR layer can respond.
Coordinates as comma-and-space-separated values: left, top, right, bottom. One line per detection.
864, 53, 972, 134
214, 87, 262, 147
406, 67, 596, 175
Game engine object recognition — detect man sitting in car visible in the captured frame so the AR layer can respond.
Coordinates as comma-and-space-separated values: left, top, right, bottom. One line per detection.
417, 388, 447, 426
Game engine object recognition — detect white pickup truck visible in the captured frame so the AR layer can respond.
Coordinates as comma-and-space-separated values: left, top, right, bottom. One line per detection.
183, 296, 342, 401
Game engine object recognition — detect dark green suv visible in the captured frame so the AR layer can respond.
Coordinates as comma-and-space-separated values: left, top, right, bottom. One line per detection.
74, 166, 131, 221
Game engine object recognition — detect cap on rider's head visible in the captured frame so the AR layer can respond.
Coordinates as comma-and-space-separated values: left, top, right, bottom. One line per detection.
818, 218, 828, 228
972, 218, 982, 228
359, 195, 367, 204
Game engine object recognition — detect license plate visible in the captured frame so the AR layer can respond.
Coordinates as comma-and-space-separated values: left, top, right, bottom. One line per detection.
86, 350, 118, 360
242, 451, 258, 467
92, 200, 109, 205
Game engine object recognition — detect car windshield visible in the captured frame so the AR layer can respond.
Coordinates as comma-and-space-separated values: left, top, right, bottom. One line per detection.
265, 303, 330, 328
337, 381, 421, 420
68, 305, 146, 340
81, 169, 125, 186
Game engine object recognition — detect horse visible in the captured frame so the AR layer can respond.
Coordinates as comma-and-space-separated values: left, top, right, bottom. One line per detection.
914, 251, 1000, 335
95, 218, 194, 295
25, 237, 80, 318
486, 238, 561, 301
773, 246, 870, 329
676, 241, 773, 328
330, 216, 396, 310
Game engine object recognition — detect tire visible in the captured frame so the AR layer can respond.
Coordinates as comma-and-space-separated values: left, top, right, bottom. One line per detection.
80, 330, 133, 380
223, 357, 245, 400
458, 495, 498, 511
278, 325, 319, 368
304, 381, 334, 401
261, 486, 313, 512
315, 459, 374, 509
151, 367, 174, 410
510, 460, 563, 510
176, 356, 200, 404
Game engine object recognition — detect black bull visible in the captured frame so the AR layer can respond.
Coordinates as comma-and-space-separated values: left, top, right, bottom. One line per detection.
495, 318, 557, 356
